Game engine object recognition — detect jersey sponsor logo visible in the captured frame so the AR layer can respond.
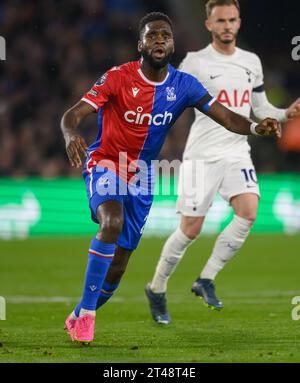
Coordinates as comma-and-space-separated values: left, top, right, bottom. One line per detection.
166, 87, 176, 101
124, 106, 173, 126
217, 89, 250, 107
210, 74, 222, 80
132, 87, 140, 97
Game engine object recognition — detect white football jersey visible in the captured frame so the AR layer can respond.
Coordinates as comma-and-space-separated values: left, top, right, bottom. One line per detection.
180, 44, 264, 161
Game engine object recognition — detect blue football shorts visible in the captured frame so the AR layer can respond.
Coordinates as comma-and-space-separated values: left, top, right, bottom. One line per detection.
83, 166, 154, 250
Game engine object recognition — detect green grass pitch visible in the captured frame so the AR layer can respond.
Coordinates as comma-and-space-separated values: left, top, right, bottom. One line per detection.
0, 234, 300, 363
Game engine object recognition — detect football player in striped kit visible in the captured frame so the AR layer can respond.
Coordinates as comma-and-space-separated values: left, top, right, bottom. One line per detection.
61, 11, 281, 342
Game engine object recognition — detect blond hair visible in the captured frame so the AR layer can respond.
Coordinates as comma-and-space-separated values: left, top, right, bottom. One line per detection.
206, 0, 240, 17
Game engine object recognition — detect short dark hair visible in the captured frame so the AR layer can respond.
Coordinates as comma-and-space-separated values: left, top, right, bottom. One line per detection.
139, 12, 173, 37
205, 0, 240, 18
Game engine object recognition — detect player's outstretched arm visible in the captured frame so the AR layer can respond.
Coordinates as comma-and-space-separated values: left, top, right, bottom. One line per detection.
251, 92, 300, 122
61, 101, 94, 168
198, 100, 282, 138
286, 97, 300, 120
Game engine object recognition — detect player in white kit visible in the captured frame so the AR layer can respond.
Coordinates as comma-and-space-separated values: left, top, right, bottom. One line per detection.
145, 0, 300, 324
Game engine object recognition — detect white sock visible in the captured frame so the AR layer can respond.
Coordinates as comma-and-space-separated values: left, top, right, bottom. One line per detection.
79, 308, 96, 317
151, 227, 194, 293
201, 215, 253, 280
70, 310, 78, 320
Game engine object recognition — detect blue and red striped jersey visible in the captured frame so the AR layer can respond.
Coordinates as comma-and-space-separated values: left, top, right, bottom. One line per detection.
81, 60, 215, 182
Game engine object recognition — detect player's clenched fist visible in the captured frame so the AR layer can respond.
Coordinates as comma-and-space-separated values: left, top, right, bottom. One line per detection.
255, 118, 282, 138
65, 134, 88, 168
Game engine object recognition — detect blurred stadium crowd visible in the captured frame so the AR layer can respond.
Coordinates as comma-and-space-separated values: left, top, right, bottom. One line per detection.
0, 0, 299, 178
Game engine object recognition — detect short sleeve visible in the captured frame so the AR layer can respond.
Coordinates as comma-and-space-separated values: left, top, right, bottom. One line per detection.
187, 74, 216, 112
253, 55, 264, 92
81, 67, 120, 111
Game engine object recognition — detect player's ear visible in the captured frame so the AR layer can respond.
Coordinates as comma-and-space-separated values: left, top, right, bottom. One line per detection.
205, 19, 212, 32
137, 40, 142, 53
170, 40, 175, 54
237, 17, 241, 30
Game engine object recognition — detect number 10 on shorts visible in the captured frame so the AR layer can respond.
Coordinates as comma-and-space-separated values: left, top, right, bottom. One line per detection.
241, 168, 257, 183
0, 296, 6, 320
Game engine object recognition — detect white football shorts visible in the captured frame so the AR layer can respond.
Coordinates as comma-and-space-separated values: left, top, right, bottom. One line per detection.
176, 157, 260, 217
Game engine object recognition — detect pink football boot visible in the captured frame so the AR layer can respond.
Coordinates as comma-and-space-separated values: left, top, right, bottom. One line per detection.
64, 314, 77, 341
73, 314, 95, 345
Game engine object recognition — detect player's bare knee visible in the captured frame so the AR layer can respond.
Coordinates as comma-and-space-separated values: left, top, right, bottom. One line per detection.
105, 215, 123, 235
100, 215, 123, 242
181, 225, 200, 240
245, 213, 256, 223
236, 210, 257, 223
180, 218, 203, 240
180, 223, 201, 239
231, 194, 259, 223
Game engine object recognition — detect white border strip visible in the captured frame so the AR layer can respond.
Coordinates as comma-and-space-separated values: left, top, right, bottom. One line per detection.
89, 249, 114, 258
5, 290, 300, 304
137, 68, 169, 86
81, 97, 98, 111
89, 171, 93, 197
208, 97, 216, 106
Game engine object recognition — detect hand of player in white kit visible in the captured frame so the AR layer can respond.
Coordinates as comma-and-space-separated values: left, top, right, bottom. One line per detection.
285, 97, 300, 120
255, 118, 282, 138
